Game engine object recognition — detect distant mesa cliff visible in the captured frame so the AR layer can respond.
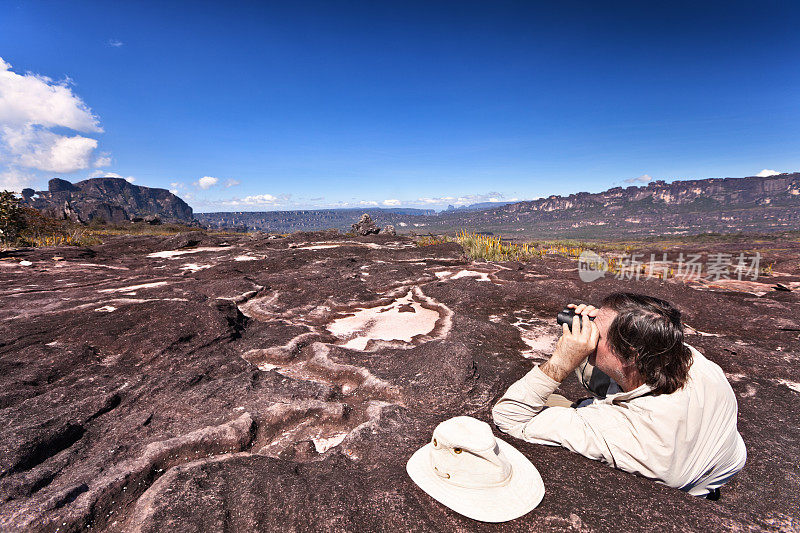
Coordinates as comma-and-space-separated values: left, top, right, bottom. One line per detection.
498, 173, 800, 215
197, 173, 800, 238
434, 173, 800, 238
26, 173, 798, 236
21, 177, 193, 224
196, 208, 435, 234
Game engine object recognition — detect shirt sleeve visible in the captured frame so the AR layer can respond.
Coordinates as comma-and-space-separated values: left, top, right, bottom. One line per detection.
492, 365, 618, 466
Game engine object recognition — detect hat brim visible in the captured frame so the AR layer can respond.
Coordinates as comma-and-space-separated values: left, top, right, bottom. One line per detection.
406, 437, 544, 523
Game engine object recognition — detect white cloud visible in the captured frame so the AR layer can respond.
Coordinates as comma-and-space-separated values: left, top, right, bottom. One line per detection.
240, 194, 278, 205
417, 197, 441, 205
195, 193, 291, 209
224, 178, 240, 187
215, 194, 281, 207
194, 176, 219, 189
0, 168, 35, 192
187, 191, 522, 211
108, 39, 124, 48
0, 57, 105, 176
168, 182, 189, 196
413, 192, 509, 207
2, 125, 97, 173
625, 174, 653, 184
756, 169, 780, 177
0, 58, 101, 132
94, 153, 111, 167
89, 170, 135, 183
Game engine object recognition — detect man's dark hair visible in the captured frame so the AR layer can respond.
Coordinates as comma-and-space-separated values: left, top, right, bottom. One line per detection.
601, 292, 692, 395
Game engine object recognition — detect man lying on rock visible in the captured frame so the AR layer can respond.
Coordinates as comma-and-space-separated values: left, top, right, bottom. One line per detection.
492, 292, 746, 499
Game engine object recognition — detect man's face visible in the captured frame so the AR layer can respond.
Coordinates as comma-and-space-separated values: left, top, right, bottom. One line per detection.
588, 307, 623, 376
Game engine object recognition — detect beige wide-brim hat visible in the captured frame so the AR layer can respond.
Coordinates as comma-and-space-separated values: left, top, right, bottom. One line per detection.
406, 416, 544, 523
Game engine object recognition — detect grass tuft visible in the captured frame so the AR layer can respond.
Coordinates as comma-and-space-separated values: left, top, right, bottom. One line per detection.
428, 230, 593, 262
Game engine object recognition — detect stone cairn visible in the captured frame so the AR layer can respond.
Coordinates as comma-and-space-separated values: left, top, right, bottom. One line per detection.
351, 214, 381, 236
351, 214, 398, 236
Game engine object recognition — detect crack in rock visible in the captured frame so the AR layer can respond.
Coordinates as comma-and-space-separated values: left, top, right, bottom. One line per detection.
241, 339, 403, 459
2, 413, 255, 532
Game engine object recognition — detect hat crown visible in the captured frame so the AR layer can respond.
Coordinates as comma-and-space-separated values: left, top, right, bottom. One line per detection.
429, 416, 512, 489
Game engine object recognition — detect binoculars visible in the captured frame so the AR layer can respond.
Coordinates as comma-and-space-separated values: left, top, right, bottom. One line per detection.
557, 306, 596, 327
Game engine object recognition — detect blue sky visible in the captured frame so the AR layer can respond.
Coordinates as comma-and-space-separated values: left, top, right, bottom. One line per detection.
1, 1, 798, 212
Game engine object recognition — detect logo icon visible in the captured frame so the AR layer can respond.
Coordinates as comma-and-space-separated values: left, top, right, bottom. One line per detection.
578, 250, 608, 283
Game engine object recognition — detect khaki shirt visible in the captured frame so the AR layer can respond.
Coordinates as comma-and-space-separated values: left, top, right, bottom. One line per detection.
492, 345, 747, 496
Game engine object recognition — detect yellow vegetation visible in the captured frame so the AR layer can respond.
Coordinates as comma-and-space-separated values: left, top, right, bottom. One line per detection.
416, 231, 774, 283
454, 230, 596, 261
414, 230, 594, 262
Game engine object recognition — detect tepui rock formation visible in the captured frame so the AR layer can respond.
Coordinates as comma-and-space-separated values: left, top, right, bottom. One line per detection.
19, 177, 193, 225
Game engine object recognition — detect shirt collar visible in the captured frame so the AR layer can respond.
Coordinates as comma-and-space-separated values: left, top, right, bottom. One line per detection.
600, 382, 655, 404
599, 343, 699, 404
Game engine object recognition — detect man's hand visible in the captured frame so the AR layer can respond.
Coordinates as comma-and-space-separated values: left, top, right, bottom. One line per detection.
541, 304, 600, 383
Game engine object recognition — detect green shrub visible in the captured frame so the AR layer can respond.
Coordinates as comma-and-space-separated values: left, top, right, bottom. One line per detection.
0, 191, 26, 246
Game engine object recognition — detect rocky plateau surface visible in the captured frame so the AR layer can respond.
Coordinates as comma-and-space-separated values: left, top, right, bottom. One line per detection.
1, 231, 799, 532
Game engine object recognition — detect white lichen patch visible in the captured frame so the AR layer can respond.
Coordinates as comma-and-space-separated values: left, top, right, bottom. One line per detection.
312, 432, 348, 453
725, 373, 746, 383
684, 325, 721, 337
327, 288, 444, 351
19, 260, 32, 266
360, 241, 415, 250
298, 244, 342, 250
216, 288, 263, 304
297, 241, 414, 251
237, 292, 282, 320
71, 297, 190, 313
776, 379, 800, 394
510, 314, 558, 359
451, 270, 491, 282
520, 334, 558, 355
95, 306, 117, 312
708, 279, 773, 296
741, 384, 757, 398
234, 255, 260, 261
76, 263, 129, 270
147, 247, 230, 259
99, 282, 169, 293
180, 263, 211, 272
435, 269, 492, 282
